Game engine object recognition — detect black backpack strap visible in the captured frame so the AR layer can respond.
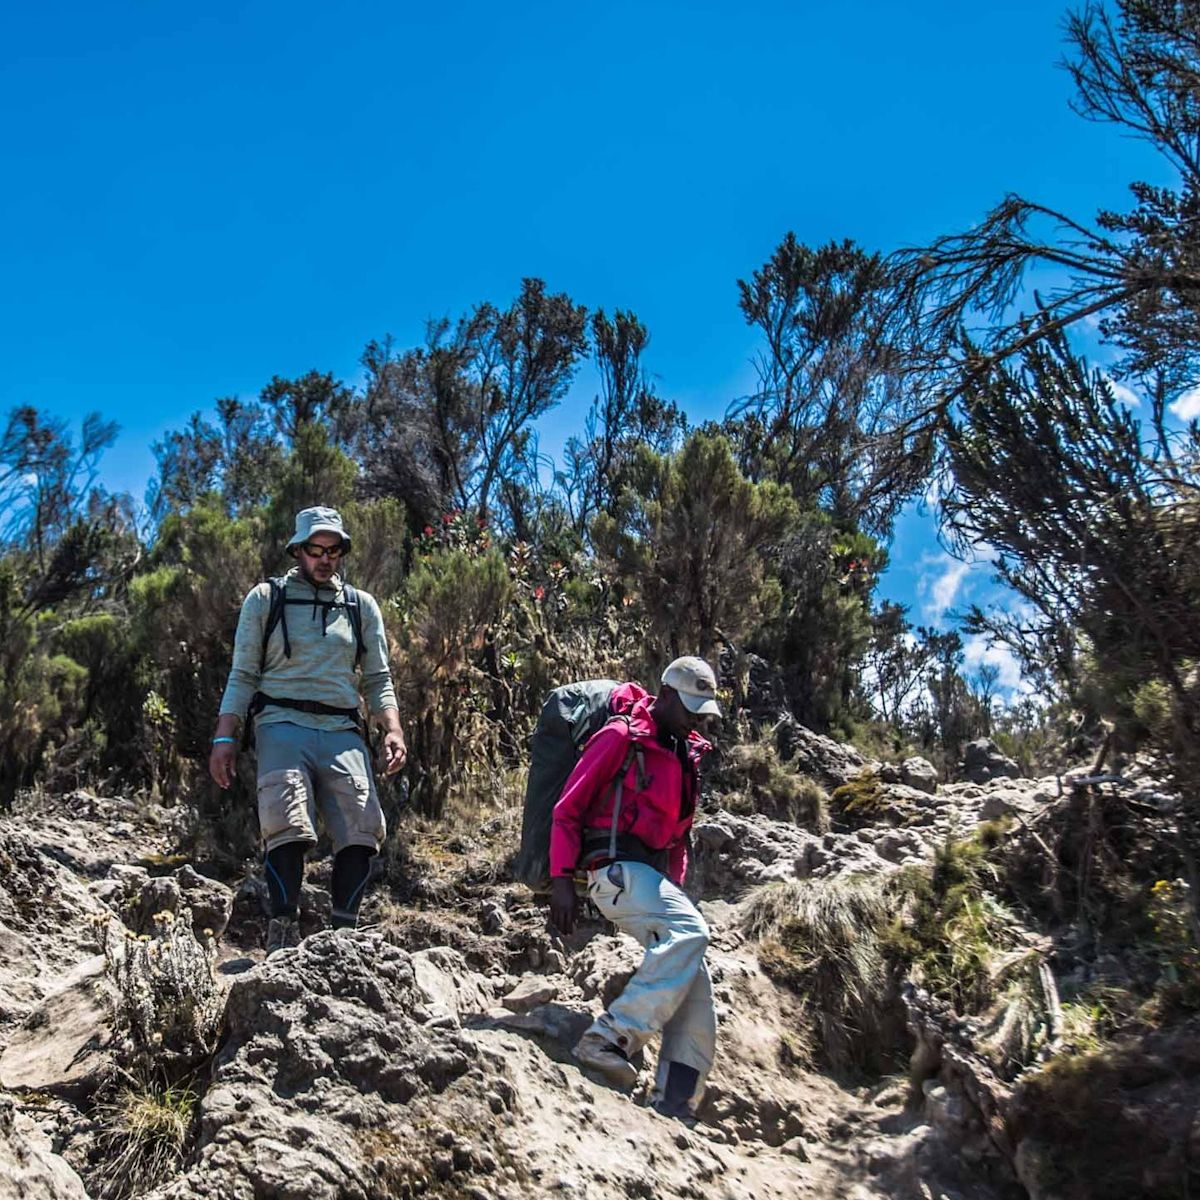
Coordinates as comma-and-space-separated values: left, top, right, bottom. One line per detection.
260, 577, 289, 672
341, 583, 366, 667
260, 578, 366, 670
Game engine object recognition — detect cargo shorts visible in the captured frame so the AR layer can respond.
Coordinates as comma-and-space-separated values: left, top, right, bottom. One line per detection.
254, 722, 386, 853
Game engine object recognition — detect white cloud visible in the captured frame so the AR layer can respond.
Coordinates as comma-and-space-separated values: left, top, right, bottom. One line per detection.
962, 636, 1026, 692
1170, 386, 1200, 422
1101, 374, 1141, 409
918, 554, 972, 625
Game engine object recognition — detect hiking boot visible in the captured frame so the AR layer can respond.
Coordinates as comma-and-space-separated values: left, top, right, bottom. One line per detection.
265, 914, 300, 957
652, 1097, 698, 1127
573, 1031, 638, 1089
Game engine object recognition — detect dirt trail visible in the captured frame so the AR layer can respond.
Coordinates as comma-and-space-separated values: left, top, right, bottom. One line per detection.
0, 784, 1025, 1200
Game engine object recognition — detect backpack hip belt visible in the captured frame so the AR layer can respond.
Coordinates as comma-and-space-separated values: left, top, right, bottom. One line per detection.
244, 691, 364, 750
578, 830, 669, 875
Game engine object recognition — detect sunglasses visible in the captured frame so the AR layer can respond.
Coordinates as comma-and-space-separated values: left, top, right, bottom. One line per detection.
299, 542, 347, 559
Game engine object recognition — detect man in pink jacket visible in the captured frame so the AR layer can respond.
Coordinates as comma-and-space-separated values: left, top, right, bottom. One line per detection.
549, 657, 721, 1120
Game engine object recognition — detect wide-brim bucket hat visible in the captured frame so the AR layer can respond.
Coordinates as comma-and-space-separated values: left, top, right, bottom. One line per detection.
287, 506, 352, 552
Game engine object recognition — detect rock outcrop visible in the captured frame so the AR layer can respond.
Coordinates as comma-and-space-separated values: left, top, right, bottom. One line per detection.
693, 772, 1061, 899
147, 930, 826, 1200
773, 717, 871, 787
0, 956, 119, 1100
0, 828, 112, 1042
0, 1097, 88, 1199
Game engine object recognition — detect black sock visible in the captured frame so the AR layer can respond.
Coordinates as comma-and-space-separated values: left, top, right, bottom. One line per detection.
265, 842, 306, 919
331, 845, 375, 928
662, 1061, 700, 1109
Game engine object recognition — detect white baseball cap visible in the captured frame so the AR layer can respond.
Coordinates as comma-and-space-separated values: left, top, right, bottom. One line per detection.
661, 656, 722, 717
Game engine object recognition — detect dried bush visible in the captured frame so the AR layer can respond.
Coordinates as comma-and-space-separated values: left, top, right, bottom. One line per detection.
740, 877, 899, 1074
100, 909, 222, 1078
719, 740, 829, 831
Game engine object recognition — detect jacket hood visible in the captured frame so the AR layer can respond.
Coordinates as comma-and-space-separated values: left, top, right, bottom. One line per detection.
610, 681, 713, 756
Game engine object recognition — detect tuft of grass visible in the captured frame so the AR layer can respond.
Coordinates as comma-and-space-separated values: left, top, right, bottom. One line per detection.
882, 837, 1023, 1014
94, 1078, 196, 1198
740, 877, 901, 1075
722, 742, 829, 831
1058, 982, 1144, 1054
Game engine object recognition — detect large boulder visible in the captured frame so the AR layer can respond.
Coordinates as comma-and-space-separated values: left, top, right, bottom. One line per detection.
0, 955, 119, 1100
148, 931, 816, 1200
149, 932, 505, 1200
900, 756, 939, 794
0, 827, 112, 1043
732, 652, 789, 721
773, 717, 871, 788
963, 738, 1021, 784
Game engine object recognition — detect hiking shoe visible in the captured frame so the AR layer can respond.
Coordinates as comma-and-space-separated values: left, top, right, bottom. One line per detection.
573, 1031, 638, 1089
265, 914, 300, 957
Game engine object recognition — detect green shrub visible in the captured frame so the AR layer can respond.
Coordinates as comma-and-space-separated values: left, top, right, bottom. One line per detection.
1011, 1021, 1200, 1200
883, 837, 1023, 1014
1148, 878, 1200, 1010
829, 770, 912, 828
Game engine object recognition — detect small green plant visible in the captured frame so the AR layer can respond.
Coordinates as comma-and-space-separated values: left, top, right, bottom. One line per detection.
141, 689, 178, 799
1148, 878, 1200, 1008
829, 771, 910, 828
94, 1076, 197, 1197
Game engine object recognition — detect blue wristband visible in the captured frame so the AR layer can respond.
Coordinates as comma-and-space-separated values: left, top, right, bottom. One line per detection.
212, 736, 236, 745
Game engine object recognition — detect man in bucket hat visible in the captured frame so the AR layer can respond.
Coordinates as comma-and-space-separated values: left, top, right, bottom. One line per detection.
209, 506, 407, 954
549, 655, 721, 1122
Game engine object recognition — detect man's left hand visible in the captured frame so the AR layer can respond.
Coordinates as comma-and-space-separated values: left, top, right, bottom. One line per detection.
381, 730, 408, 775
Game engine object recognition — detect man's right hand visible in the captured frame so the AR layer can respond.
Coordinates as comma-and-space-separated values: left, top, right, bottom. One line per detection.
550, 876, 579, 935
209, 742, 237, 789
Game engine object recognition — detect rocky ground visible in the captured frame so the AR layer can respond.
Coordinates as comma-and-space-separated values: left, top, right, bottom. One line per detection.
0, 733, 1186, 1199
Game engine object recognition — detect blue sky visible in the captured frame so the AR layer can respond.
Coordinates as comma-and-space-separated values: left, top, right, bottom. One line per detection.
0, 1, 1171, 690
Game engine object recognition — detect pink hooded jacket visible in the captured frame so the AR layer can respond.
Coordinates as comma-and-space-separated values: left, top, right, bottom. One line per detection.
548, 683, 711, 885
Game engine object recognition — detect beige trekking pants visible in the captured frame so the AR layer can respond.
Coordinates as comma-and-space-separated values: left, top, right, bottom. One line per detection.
255, 721, 385, 853
584, 860, 716, 1106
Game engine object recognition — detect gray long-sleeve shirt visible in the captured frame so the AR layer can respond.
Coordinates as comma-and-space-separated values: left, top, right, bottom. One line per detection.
218, 568, 398, 733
